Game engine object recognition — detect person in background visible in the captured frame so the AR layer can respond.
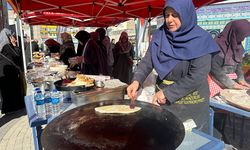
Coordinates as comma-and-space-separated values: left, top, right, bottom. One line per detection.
59, 32, 76, 66
71, 30, 108, 75
210, 19, 250, 91
209, 19, 250, 141
90, 31, 100, 42
44, 38, 60, 58
0, 28, 25, 114
31, 40, 39, 52
23, 36, 32, 64
113, 31, 134, 84
126, 0, 219, 133
96, 28, 113, 76
111, 38, 115, 50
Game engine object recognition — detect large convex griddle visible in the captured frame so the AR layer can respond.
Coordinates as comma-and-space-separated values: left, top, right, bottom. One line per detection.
42, 99, 185, 150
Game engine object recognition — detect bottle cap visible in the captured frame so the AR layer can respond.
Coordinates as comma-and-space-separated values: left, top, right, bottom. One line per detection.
34, 87, 40, 91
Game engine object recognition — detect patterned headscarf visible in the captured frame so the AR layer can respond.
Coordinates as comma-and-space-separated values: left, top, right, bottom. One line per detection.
61, 32, 73, 43
0, 28, 14, 52
118, 31, 132, 54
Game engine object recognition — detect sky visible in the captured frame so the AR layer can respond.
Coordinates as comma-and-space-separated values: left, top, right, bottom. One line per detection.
7, 3, 12, 10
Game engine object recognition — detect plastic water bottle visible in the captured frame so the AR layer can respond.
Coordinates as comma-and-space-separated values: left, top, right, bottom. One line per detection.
35, 90, 46, 119
33, 87, 41, 110
33, 87, 41, 100
44, 89, 52, 117
51, 89, 61, 116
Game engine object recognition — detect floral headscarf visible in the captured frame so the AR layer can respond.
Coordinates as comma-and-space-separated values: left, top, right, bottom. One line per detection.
118, 31, 132, 54
61, 32, 73, 43
0, 28, 14, 52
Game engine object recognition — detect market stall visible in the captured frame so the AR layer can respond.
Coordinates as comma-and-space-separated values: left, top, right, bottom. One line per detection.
6, 0, 228, 150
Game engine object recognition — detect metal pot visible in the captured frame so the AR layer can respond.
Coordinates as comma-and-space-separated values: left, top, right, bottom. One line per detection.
42, 99, 185, 150
95, 80, 105, 88
54, 79, 94, 92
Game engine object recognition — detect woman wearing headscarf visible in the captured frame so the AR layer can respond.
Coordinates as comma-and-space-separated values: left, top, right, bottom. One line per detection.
44, 38, 60, 58
113, 31, 134, 84
72, 30, 108, 75
0, 28, 25, 114
96, 28, 113, 76
127, 0, 219, 133
59, 32, 76, 66
210, 19, 250, 90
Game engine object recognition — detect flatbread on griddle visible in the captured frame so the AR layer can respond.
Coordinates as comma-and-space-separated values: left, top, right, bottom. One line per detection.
95, 105, 141, 114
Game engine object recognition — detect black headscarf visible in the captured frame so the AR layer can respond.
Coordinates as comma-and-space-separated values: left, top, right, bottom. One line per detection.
75, 30, 90, 44
75, 30, 91, 56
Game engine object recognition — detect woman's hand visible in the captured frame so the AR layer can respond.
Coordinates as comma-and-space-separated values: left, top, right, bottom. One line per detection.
152, 90, 167, 106
68, 56, 84, 67
10, 35, 17, 46
233, 82, 250, 90
127, 81, 139, 100
238, 80, 250, 88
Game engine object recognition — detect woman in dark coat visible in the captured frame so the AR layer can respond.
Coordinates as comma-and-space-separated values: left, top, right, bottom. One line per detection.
0, 28, 25, 114
113, 31, 134, 84
127, 0, 219, 133
74, 30, 108, 75
44, 38, 60, 57
59, 32, 76, 66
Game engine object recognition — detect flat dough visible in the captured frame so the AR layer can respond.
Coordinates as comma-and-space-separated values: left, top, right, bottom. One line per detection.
95, 105, 141, 114
220, 89, 250, 111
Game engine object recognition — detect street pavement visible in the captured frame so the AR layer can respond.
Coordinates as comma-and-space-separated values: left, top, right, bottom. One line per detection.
0, 109, 34, 150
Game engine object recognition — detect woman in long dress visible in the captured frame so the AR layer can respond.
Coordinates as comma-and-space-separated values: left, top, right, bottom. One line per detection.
113, 31, 134, 84
59, 32, 76, 66
0, 28, 25, 114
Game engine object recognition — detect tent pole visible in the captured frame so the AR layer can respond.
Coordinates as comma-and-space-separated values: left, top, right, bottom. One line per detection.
148, 19, 151, 42
17, 15, 27, 73
14, 16, 20, 47
138, 18, 148, 59
135, 18, 139, 63
29, 25, 33, 62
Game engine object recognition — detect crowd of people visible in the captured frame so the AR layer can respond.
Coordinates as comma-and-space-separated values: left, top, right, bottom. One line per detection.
40, 28, 135, 83
0, 27, 136, 115
67, 28, 134, 84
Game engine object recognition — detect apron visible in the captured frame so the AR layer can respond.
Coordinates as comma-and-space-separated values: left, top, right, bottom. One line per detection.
157, 79, 209, 133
